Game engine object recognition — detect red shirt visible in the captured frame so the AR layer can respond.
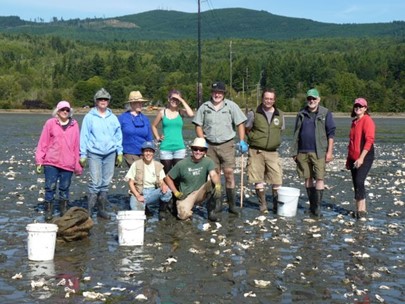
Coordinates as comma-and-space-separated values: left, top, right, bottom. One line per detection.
347, 114, 375, 161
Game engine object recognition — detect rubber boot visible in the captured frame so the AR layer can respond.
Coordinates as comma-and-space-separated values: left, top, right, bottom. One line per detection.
255, 188, 268, 213
226, 188, 239, 216
207, 197, 218, 222
306, 187, 316, 215
87, 193, 98, 215
313, 189, 323, 217
97, 192, 111, 219
145, 205, 153, 217
158, 199, 169, 221
214, 197, 223, 221
272, 189, 279, 214
44, 201, 53, 221
59, 199, 68, 217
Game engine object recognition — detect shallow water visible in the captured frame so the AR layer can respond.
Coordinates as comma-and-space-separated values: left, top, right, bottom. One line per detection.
0, 113, 404, 303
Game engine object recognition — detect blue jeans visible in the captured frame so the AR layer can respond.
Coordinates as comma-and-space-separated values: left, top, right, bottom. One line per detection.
44, 165, 73, 202
130, 187, 172, 211
88, 151, 116, 194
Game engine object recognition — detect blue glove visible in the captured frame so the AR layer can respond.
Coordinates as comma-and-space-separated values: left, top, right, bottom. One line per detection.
239, 140, 249, 153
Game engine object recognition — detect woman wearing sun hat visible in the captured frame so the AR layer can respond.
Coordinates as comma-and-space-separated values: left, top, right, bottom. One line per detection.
346, 97, 375, 220
35, 100, 82, 221
119, 91, 153, 167
151, 89, 194, 174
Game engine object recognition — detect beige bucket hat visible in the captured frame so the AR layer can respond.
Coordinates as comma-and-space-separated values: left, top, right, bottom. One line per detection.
190, 137, 208, 149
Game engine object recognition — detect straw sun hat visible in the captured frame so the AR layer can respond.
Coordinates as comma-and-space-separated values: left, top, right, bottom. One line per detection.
127, 91, 148, 103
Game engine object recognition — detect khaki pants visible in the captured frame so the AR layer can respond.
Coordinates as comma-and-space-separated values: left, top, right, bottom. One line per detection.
177, 181, 212, 220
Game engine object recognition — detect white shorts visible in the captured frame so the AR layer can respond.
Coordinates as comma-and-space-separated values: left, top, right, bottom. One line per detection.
159, 149, 186, 160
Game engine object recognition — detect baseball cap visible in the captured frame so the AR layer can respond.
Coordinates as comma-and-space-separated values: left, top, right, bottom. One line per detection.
141, 141, 156, 152
306, 88, 320, 98
211, 81, 226, 93
354, 98, 368, 107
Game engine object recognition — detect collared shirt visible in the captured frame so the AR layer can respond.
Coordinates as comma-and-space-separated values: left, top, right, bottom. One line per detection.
193, 98, 246, 144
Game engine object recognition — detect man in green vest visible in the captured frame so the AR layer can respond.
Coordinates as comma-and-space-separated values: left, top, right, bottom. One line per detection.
125, 141, 172, 220
246, 88, 285, 214
291, 88, 336, 217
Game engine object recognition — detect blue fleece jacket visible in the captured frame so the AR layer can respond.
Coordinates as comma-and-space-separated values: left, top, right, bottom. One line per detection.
80, 107, 123, 157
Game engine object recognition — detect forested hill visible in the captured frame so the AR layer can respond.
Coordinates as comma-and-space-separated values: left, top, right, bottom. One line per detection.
0, 8, 404, 41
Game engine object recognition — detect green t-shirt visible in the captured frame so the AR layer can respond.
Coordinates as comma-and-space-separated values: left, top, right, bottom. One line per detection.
168, 156, 215, 197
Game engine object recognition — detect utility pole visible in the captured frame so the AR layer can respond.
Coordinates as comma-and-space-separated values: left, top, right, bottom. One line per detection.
245, 67, 249, 112
242, 78, 245, 110
197, 0, 202, 108
229, 40, 232, 99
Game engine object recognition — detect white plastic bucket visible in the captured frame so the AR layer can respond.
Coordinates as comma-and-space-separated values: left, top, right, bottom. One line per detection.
26, 223, 58, 261
117, 211, 146, 246
277, 187, 300, 217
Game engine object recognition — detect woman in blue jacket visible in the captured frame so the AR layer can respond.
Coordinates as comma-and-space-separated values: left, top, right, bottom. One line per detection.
80, 88, 123, 219
119, 91, 153, 167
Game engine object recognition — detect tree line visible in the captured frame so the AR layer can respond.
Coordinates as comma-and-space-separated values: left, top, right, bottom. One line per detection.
0, 33, 404, 112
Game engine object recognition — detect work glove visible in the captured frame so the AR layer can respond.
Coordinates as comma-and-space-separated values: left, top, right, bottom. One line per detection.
213, 183, 222, 199
239, 140, 249, 154
174, 191, 185, 200
115, 154, 123, 167
79, 158, 87, 168
35, 165, 43, 174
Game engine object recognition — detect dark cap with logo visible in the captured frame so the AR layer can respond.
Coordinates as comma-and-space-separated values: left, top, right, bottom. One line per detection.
211, 81, 226, 92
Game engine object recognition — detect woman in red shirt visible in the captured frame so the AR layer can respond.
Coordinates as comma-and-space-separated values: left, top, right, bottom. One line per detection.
346, 98, 375, 220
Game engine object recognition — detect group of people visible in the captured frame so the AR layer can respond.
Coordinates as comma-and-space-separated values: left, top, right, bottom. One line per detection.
35, 82, 375, 223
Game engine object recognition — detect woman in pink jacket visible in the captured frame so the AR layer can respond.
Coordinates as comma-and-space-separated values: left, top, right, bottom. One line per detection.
35, 101, 82, 221
346, 98, 375, 220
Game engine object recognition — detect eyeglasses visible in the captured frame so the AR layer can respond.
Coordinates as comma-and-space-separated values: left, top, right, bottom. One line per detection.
97, 98, 109, 101
59, 108, 70, 112
191, 147, 206, 152
307, 97, 317, 101
354, 104, 365, 109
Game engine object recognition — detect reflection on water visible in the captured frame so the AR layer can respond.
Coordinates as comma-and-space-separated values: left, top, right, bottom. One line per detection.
118, 247, 146, 280
28, 260, 55, 278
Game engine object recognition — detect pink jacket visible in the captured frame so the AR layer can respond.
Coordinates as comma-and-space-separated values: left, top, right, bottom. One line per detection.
35, 118, 82, 175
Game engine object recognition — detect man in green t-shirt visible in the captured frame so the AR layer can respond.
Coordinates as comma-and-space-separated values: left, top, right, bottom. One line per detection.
164, 138, 222, 222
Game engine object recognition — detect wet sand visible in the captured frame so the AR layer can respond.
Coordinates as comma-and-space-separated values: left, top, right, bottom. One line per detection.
0, 113, 404, 303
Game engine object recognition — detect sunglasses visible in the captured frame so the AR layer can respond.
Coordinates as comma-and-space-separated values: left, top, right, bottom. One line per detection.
306, 97, 317, 101
354, 104, 365, 109
191, 147, 206, 152
59, 107, 70, 112
97, 98, 109, 101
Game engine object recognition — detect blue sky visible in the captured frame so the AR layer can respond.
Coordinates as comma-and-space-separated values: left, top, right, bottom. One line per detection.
2, 0, 404, 24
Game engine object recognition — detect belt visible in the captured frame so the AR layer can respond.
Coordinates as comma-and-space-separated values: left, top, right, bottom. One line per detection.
206, 138, 233, 146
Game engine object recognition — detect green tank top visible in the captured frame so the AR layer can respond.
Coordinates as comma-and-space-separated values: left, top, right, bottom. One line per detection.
160, 110, 185, 151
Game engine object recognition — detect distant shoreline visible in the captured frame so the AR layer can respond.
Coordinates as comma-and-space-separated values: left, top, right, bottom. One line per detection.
1, 108, 404, 119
